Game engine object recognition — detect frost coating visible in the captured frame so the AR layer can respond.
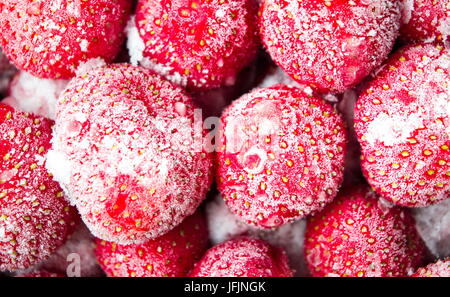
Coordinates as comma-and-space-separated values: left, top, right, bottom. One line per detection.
126, 16, 146, 67
365, 112, 423, 146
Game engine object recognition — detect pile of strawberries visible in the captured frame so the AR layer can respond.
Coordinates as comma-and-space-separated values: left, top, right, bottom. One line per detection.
0, 0, 449, 277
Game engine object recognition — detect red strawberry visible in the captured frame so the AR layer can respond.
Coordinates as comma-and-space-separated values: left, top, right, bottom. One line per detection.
400, 0, 450, 46
412, 259, 450, 277
132, 0, 259, 91
305, 186, 427, 277
95, 211, 209, 277
189, 236, 293, 277
354, 44, 450, 207
46, 64, 213, 244
0, 104, 78, 271
216, 85, 347, 229
0, 0, 131, 79
259, 0, 401, 94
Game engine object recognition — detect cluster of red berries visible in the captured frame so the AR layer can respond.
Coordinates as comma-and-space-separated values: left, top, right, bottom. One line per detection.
0, 0, 449, 277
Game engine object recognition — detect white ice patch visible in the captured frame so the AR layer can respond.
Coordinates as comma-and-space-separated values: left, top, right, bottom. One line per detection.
3, 71, 69, 120
45, 149, 72, 190
365, 112, 423, 146
80, 39, 89, 52
434, 93, 450, 119
126, 16, 146, 66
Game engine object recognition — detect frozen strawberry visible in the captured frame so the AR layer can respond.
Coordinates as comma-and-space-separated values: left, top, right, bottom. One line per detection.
46, 64, 213, 244
0, 0, 131, 79
216, 85, 347, 229
400, 0, 450, 46
259, 0, 401, 94
189, 236, 293, 277
3, 71, 69, 120
412, 259, 450, 277
95, 211, 209, 277
130, 0, 259, 91
305, 186, 427, 277
354, 44, 450, 207
0, 104, 78, 271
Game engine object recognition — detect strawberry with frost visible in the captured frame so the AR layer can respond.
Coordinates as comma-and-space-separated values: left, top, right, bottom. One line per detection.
259, 0, 401, 94
46, 64, 213, 244
216, 85, 347, 229
189, 236, 293, 277
400, 0, 450, 46
95, 211, 209, 277
0, 104, 78, 271
305, 186, 427, 277
130, 0, 259, 91
0, 0, 131, 79
354, 43, 450, 207
412, 259, 450, 277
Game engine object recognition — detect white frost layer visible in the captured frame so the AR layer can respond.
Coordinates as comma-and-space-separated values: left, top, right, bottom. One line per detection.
126, 15, 146, 66
413, 198, 450, 258
206, 196, 308, 276
45, 132, 73, 202
75, 58, 106, 77
3, 71, 69, 120
365, 112, 423, 146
